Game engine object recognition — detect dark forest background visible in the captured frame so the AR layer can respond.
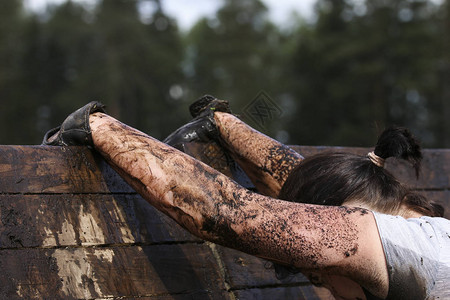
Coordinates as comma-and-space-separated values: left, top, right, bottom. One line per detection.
1, 0, 449, 148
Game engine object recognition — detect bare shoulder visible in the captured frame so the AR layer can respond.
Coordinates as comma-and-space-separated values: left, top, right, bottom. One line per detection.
284, 205, 389, 298
333, 207, 389, 298
247, 198, 390, 298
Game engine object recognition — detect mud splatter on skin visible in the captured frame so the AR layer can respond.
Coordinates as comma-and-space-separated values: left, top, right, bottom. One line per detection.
90, 113, 367, 278
344, 207, 370, 216
214, 112, 303, 197
265, 145, 303, 183
196, 182, 365, 270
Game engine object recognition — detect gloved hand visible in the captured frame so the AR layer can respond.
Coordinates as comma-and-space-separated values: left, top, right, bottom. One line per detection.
42, 101, 106, 147
163, 95, 231, 150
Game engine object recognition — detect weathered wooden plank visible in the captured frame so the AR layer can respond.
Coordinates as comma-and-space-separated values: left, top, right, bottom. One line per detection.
0, 194, 198, 249
232, 285, 323, 300
215, 246, 309, 290
0, 144, 448, 300
0, 244, 231, 300
291, 146, 450, 190
0, 145, 133, 194
387, 149, 450, 190
1, 146, 449, 193
98, 294, 225, 300
290, 146, 369, 158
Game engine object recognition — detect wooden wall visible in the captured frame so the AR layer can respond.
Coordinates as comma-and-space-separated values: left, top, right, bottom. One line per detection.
0, 145, 448, 299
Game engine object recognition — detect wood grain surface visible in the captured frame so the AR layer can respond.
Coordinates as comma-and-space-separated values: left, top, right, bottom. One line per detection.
0, 145, 448, 299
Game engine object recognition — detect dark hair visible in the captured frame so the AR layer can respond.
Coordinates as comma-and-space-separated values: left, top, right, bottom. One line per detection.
273, 126, 443, 279
278, 126, 443, 217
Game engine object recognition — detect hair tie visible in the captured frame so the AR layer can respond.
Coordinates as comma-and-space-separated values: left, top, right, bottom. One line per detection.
367, 151, 385, 168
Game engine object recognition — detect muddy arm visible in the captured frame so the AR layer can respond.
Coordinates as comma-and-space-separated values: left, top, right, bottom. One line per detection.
214, 112, 303, 198
89, 112, 388, 298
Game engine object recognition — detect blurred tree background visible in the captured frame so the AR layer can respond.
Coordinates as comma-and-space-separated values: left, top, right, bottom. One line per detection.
0, 0, 448, 147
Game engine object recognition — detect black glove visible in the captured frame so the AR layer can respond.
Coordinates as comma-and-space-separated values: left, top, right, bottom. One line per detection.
42, 101, 106, 147
164, 95, 231, 150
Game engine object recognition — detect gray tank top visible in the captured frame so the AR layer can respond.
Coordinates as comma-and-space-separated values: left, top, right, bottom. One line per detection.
373, 212, 450, 300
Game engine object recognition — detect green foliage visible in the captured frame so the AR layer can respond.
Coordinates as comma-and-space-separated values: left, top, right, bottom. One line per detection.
285, 0, 447, 146
185, 0, 287, 135
0, 0, 448, 147
0, 0, 184, 143
0, 0, 36, 144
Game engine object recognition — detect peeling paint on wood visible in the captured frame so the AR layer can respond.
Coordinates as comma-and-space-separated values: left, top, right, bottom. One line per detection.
0, 194, 199, 249
0, 245, 231, 299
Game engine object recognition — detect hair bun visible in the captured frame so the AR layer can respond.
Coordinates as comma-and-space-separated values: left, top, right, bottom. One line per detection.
374, 126, 422, 177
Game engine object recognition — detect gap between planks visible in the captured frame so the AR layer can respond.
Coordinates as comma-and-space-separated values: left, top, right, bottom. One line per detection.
0, 240, 205, 251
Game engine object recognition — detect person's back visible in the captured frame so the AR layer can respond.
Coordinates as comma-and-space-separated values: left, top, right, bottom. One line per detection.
375, 214, 450, 299
297, 214, 450, 300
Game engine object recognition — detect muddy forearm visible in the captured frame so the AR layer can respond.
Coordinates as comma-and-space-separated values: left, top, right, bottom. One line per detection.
90, 113, 217, 228
214, 112, 303, 197
89, 114, 302, 262
89, 113, 250, 241
89, 113, 366, 272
